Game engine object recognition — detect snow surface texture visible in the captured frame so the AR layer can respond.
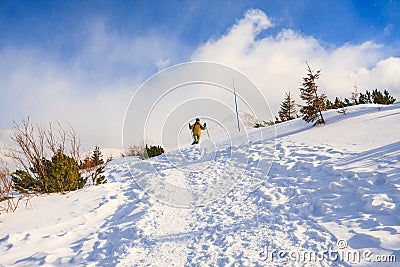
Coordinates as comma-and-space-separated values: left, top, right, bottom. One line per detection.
1, 104, 399, 266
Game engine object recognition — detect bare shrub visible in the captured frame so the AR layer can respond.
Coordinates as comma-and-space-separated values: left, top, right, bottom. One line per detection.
123, 145, 146, 158
0, 160, 33, 213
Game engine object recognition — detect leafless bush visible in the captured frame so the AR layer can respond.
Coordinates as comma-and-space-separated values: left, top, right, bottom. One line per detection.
123, 145, 146, 158
337, 106, 347, 115
336, 97, 347, 115
69, 126, 81, 163
0, 159, 33, 213
44, 122, 81, 162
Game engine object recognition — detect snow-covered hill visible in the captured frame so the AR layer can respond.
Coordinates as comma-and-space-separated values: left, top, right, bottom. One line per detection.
1, 104, 399, 266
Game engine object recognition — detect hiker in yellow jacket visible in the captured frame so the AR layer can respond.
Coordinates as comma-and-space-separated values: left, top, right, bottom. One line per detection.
189, 118, 206, 145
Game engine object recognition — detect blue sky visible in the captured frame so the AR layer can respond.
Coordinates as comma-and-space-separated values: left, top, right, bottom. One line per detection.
1, 0, 399, 149
1, 0, 399, 56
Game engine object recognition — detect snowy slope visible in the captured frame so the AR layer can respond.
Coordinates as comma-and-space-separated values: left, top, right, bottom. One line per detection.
1, 104, 399, 266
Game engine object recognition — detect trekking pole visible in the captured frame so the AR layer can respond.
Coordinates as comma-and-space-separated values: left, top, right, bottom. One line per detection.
232, 79, 241, 132
206, 126, 210, 139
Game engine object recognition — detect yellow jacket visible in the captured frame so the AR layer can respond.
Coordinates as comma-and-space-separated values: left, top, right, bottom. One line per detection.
189, 122, 206, 136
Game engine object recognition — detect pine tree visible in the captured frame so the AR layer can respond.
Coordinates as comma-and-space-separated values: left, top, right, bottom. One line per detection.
90, 165, 107, 185
91, 146, 104, 166
12, 152, 85, 193
358, 89, 396, 105
278, 92, 297, 122
371, 89, 396, 104
366, 90, 372, 103
383, 89, 396, 104
299, 63, 326, 125
325, 99, 334, 110
358, 92, 369, 104
333, 97, 343, 109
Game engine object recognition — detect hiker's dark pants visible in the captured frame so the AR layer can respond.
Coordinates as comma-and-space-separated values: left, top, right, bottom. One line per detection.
192, 135, 200, 144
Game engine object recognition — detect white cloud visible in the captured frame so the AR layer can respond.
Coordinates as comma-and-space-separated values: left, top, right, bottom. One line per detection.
356, 57, 400, 93
0, 20, 186, 151
192, 9, 400, 115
